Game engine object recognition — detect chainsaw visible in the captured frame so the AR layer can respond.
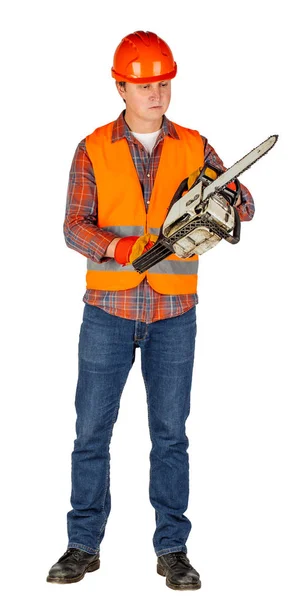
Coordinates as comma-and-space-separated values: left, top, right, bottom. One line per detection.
132, 134, 278, 273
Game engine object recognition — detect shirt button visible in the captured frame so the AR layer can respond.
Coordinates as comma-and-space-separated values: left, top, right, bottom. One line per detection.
147, 173, 150, 177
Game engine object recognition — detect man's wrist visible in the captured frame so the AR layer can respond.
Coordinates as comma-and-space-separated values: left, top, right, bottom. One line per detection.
104, 237, 121, 258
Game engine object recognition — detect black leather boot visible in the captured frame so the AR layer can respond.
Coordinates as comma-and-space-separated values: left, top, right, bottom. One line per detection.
46, 548, 100, 584
157, 551, 201, 590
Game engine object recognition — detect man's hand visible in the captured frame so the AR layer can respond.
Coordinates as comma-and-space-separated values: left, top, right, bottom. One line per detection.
187, 165, 242, 208
114, 234, 158, 266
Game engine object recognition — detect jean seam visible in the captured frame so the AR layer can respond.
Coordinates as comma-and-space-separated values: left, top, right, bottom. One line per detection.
67, 542, 99, 554
141, 356, 161, 531
156, 545, 187, 557
95, 373, 129, 547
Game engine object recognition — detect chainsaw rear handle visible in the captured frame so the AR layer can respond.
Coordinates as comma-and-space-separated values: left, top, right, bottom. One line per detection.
225, 206, 240, 244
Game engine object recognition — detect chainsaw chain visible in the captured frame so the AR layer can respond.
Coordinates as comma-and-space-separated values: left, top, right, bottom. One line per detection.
132, 215, 230, 273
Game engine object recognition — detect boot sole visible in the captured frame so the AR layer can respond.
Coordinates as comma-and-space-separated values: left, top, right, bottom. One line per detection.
46, 558, 100, 584
157, 563, 201, 590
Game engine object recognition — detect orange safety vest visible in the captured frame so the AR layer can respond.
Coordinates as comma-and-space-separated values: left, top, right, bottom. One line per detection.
85, 120, 204, 294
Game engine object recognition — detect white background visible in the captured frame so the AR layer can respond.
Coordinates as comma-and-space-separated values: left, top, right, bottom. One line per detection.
1, 0, 299, 598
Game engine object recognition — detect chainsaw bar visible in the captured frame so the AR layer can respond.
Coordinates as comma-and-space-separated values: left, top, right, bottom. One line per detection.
202, 134, 278, 203
162, 134, 278, 233
132, 134, 278, 274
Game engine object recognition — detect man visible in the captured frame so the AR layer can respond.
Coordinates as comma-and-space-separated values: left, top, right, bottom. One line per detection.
46, 31, 254, 590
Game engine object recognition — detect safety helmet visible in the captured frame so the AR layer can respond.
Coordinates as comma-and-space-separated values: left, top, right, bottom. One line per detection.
111, 30, 177, 84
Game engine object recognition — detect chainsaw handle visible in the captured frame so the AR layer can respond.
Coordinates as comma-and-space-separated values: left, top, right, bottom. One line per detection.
225, 206, 241, 244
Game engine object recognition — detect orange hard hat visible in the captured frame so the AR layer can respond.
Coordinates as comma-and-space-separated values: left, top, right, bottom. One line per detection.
111, 31, 177, 83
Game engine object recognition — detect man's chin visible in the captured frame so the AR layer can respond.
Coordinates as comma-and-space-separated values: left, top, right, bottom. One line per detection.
145, 107, 165, 119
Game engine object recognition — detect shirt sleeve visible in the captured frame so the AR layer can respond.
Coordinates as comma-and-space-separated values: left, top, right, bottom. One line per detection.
201, 135, 255, 222
63, 139, 118, 262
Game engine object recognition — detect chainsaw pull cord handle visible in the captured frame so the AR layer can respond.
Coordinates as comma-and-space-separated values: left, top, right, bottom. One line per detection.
225, 206, 241, 244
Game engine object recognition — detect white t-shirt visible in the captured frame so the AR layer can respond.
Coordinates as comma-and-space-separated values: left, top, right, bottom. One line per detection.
131, 129, 162, 155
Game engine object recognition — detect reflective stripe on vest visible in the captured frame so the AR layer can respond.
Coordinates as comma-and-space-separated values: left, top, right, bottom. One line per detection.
85, 121, 204, 294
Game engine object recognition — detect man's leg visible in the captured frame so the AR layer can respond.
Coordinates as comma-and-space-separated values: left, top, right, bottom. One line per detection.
140, 307, 197, 557
67, 303, 136, 554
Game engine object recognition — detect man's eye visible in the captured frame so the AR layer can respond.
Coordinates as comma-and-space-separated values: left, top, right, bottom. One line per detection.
142, 82, 167, 89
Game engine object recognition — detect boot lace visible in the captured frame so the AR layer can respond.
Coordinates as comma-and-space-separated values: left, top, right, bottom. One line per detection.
63, 548, 84, 562
166, 551, 190, 567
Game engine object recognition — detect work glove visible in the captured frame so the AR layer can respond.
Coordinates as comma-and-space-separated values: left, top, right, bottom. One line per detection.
114, 233, 158, 266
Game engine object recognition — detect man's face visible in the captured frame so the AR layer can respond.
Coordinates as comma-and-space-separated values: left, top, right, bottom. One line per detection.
117, 79, 171, 124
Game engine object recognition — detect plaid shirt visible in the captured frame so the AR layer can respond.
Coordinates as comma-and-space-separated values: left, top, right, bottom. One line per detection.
64, 109, 255, 323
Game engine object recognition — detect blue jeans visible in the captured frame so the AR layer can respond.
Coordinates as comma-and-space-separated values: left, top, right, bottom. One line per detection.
67, 303, 197, 557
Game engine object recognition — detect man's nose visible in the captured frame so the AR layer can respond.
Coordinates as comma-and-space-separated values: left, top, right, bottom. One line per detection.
150, 87, 161, 102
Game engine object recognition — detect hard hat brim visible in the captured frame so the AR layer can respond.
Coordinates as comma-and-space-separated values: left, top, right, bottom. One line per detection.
111, 64, 177, 83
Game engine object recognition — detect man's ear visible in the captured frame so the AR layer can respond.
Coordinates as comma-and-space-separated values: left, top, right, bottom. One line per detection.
115, 81, 123, 97
116, 81, 126, 104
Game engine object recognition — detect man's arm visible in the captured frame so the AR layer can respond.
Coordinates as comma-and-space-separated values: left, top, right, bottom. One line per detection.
201, 136, 255, 222
63, 140, 120, 262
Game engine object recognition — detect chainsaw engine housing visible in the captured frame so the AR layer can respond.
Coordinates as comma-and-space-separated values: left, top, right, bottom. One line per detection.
163, 166, 240, 258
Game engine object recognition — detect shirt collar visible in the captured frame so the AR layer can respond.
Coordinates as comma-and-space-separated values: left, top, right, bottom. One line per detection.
111, 109, 179, 143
